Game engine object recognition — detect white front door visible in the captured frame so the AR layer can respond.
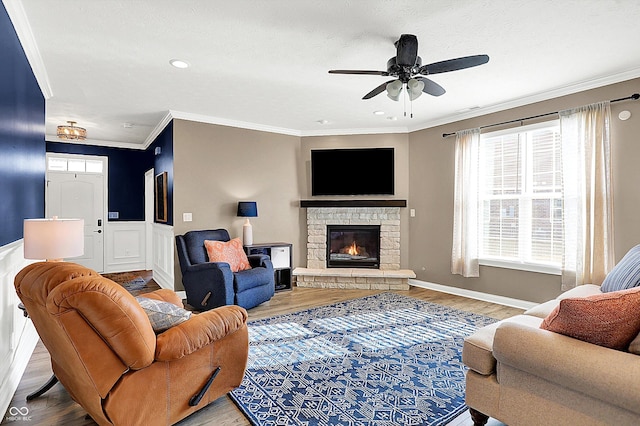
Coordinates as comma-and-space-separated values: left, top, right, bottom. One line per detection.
46, 154, 106, 272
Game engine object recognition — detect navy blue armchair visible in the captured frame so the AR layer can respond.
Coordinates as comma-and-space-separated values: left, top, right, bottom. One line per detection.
176, 229, 275, 310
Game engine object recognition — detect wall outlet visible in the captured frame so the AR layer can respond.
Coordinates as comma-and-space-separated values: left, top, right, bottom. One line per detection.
183, 212, 193, 222
410, 209, 416, 217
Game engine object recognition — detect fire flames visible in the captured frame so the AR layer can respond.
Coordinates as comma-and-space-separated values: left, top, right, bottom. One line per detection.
346, 241, 359, 256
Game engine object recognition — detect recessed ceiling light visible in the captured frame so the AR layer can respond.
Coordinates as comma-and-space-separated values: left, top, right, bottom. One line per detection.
169, 59, 190, 69
373, 111, 385, 115
317, 119, 329, 124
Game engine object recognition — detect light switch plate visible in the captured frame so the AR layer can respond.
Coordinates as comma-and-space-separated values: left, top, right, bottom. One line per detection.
183, 212, 193, 222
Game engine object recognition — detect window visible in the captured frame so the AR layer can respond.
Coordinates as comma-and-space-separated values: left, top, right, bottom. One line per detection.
47, 156, 103, 174
478, 122, 562, 273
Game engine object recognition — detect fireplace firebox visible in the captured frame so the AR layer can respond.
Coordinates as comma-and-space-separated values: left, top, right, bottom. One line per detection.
326, 225, 380, 268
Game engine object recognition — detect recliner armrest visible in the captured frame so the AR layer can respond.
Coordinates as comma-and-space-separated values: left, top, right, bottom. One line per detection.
139, 288, 183, 307
184, 261, 232, 273
247, 254, 271, 269
181, 261, 235, 310
154, 305, 248, 361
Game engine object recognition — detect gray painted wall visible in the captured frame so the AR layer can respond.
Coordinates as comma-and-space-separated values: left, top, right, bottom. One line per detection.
172, 119, 303, 290
169, 78, 640, 302
408, 78, 640, 303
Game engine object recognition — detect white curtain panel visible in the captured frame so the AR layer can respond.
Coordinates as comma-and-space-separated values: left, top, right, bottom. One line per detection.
451, 128, 481, 277
559, 101, 615, 290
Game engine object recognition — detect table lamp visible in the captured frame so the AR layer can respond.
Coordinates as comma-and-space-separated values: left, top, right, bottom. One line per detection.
23, 216, 85, 261
237, 201, 257, 246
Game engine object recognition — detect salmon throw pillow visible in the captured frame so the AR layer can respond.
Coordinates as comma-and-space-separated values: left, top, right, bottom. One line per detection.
204, 238, 251, 272
540, 286, 640, 351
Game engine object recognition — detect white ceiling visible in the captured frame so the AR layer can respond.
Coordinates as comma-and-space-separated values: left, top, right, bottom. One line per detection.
7, 0, 640, 148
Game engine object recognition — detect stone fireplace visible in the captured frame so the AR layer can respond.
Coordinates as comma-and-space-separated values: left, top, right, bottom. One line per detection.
293, 201, 415, 290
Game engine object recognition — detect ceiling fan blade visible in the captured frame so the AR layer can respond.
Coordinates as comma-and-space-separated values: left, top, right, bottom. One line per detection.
329, 70, 388, 76
415, 77, 446, 97
420, 54, 489, 75
395, 34, 419, 67
362, 79, 397, 100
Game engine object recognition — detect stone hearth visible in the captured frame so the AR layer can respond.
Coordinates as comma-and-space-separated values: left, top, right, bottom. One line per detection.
293, 203, 415, 290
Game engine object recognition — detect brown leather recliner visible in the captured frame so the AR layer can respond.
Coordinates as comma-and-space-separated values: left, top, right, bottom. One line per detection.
14, 261, 249, 426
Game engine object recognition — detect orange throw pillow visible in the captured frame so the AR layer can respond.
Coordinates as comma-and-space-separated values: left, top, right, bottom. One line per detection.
204, 238, 251, 272
541, 286, 640, 351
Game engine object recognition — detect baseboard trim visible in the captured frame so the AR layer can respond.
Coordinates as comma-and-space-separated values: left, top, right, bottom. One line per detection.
0, 322, 39, 419
408, 279, 538, 311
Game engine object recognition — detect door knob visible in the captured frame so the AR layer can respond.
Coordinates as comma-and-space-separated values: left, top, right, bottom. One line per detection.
94, 230, 102, 233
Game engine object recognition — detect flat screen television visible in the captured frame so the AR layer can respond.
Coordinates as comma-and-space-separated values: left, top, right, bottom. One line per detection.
311, 147, 394, 196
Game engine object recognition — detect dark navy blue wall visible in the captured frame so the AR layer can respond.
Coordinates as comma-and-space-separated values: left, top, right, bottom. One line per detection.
0, 4, 46, 246
148, 121, 174, 225
46, 142, 154, 221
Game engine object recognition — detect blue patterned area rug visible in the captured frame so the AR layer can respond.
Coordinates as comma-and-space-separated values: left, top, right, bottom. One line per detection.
121, 277, 147, 291
229, 292, 496, 426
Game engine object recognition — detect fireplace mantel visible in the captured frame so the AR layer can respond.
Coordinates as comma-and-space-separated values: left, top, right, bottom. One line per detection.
300, 199, 407, 208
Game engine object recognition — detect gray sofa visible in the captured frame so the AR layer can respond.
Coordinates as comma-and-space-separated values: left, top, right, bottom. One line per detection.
463, 283, 640, 425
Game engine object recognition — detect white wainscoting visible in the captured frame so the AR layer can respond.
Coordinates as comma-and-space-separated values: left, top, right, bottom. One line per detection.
152, 223, 174, 290
105, 221, 146, 273
0, 240, 39, 417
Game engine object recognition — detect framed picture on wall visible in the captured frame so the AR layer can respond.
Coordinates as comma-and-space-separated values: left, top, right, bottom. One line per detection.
155, 172, 167, 223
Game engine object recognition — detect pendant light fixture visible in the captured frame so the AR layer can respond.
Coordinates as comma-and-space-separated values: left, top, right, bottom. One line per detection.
57, 121, 87, 141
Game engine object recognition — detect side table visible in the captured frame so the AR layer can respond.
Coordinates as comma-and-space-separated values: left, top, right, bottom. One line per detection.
18, 303, 59, 400
244, 242, 293, 291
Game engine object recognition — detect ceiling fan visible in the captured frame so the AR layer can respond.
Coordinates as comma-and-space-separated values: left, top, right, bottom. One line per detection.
329, 34, 489, 102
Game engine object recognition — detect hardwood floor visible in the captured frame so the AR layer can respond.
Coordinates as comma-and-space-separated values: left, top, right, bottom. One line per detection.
4, 274, 520, 426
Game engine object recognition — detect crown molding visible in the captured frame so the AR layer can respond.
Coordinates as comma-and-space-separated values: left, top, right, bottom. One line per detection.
142, 111, 173, 149
165, 67, 640, 139
45, 135, 148, 150
168, 110, 411, 138
96, 67, 640, 150
3, 0, 53, 99
169, 110, 302, 137
407, 67, 640, 133
299, 126, 409, 137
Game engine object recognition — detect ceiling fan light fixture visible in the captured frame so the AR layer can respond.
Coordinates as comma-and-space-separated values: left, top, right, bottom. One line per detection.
407, 78, 424, 101
386, 80, 403, 101
56, 121, 86, 141
329, 34, 488, 102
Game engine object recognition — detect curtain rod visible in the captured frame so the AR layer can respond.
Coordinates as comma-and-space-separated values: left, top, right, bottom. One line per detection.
442, 93, 640, 138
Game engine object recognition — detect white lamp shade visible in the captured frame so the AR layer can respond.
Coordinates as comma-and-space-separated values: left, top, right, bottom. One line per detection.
386, 80, 403, 101
407, 78, 424, 101
24, 218, 85, 260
